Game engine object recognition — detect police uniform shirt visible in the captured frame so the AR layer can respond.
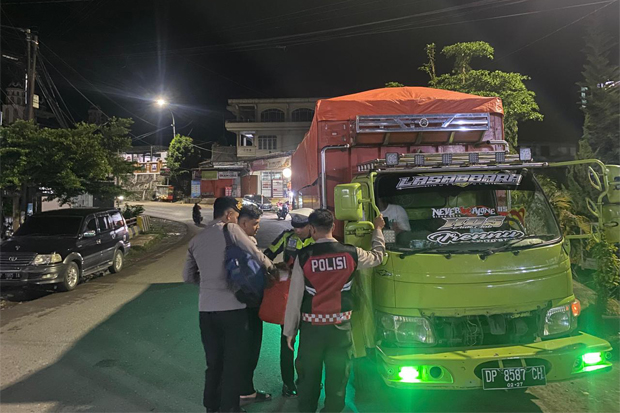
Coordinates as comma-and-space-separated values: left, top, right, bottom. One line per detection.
283, 229, 385, 338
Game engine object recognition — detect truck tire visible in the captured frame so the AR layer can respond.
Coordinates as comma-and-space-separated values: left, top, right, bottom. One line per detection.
109, 249, 124, 274
58, 262, 80, 292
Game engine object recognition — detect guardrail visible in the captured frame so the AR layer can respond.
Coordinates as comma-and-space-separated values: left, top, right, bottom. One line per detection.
125, 217, 138, 227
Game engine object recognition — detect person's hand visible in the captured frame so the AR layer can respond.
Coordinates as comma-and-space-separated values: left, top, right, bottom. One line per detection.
287, 336, 296, 351
374, 214, 385, 230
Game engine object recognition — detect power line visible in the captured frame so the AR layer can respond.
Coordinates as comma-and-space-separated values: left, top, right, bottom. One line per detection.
40, 42, 159, 126
496, 0, 618, 61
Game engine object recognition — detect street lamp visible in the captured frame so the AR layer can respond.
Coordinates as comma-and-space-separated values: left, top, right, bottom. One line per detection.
155, 97, 176, 139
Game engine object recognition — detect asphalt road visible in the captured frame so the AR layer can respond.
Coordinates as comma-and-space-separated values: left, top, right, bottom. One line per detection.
1, 202, 618, 413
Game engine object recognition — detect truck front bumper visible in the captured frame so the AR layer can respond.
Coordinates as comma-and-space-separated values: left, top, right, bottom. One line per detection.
376, 332, 613, 389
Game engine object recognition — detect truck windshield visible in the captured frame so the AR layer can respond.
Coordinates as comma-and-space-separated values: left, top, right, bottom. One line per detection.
375, 170, 561, 253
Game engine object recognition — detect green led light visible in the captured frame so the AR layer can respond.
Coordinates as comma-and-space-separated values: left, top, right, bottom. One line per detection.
582, 364, 610, 373
398, 366, 420, 383
582, 352, 602, 365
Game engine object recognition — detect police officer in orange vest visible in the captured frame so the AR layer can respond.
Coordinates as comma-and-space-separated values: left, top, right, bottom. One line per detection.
284, 209, 385, 412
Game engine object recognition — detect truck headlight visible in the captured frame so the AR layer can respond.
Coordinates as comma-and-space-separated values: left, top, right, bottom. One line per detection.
32, 253, 63, 266
543, 301, 579, 337
378, 312, 435, 346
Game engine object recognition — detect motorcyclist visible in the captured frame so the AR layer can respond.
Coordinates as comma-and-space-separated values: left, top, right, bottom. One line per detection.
192, 202, 202, 224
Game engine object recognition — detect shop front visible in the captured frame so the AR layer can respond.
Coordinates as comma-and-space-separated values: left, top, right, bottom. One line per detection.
198, 169, 242, 198
249, 156, 291, 199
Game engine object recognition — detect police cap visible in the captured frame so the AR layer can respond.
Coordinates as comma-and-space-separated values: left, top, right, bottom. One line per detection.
289, 208, 313, 228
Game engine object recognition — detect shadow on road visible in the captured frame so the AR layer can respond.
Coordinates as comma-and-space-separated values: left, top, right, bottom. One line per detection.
1, 280, 548, 413
1, 282, 205, 412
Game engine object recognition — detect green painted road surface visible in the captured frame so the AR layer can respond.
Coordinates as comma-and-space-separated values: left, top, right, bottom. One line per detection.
1, 203, 618, 412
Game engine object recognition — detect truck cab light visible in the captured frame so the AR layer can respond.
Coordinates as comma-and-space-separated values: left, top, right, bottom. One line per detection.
398, 366, 420, 383
582, 352, 602, 365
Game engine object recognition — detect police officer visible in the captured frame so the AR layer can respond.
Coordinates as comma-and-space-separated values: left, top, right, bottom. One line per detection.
264, 208, 315, 267
284, 209, 385, 412
263, 207, 314, 398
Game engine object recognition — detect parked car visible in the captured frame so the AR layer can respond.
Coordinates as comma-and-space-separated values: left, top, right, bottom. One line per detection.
242, 194, 273, 211
0, 208, 131, 292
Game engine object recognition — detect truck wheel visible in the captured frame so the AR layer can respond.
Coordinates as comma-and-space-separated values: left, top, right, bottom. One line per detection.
109, 250, 124, 274
58, 262, 80, 292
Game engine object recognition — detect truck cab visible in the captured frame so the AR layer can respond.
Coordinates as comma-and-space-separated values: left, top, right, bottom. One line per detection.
336, 153, 615, 390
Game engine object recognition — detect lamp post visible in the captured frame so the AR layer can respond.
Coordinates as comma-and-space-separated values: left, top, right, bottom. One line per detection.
156, 98, 176, 139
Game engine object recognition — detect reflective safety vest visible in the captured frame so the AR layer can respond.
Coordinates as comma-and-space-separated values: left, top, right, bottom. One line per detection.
297, 242, 358, 325
265, 230, 313, 267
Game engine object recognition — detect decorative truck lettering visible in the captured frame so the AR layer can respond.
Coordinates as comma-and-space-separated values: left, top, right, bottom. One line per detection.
396, 173, 522, 190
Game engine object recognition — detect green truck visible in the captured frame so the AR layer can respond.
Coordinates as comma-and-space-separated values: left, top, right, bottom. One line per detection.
291, 87, 617, 391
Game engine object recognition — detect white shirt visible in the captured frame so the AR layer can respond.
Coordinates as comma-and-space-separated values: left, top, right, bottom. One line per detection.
381, 204, 411, 232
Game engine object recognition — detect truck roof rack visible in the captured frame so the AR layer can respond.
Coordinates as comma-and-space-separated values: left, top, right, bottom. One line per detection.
357, 151, 547, 172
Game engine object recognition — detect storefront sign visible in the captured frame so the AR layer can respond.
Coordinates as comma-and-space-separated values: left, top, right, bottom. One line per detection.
251, 156, 291, 172
262, 180, 272, 197
272, 179, 284, 197
218, 171, 239, 179
202, 171, 218, 180
191, 180, 201, 198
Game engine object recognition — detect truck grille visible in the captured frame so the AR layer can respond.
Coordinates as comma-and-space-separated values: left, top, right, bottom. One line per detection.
0, 253, 36, 271
430, 311, 544, 348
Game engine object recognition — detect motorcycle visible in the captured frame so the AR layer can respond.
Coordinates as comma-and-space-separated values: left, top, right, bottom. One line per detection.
192, 204, 203, 225
276, 201, 289, 220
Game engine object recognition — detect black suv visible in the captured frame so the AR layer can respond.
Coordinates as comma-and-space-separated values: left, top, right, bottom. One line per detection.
0, 208, 131, 291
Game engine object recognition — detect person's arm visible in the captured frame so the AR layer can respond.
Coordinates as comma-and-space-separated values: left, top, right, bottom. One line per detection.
182, 241, 200, 285
263, 230, 289, 260
356, 215, 386, 270
284, 257, 304, 346
227, 223, 275, 270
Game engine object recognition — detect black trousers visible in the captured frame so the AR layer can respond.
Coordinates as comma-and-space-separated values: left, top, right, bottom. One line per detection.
296, 322, 353, 413
280, 324, 296, 388
240, 306, 264, 396
199, 309, 249, 412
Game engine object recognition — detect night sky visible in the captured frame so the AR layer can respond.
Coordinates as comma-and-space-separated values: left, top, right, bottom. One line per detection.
1, 0, 618, 149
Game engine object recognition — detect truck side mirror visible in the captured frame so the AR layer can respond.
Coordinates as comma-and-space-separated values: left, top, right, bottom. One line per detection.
601, 165, 620, 243
335, 183, 364, 221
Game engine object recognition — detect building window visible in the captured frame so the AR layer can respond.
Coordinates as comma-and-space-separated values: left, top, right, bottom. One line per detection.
258, 135, 277, 151
260, 109, 285, 122
240, 133, 254, 146
292, 108, 314, 122
239, 105, 256, 121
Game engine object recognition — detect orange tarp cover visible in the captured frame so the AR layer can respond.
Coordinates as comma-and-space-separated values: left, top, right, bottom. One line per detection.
292, 87, 504, 194
315, 87, 503, 121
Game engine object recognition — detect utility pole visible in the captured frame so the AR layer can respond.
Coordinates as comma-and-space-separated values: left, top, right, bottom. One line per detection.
26, 30, 39, 121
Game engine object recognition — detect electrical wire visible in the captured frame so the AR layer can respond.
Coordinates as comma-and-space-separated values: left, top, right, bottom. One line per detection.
496, 0, 618, 61
40, 42, 159, 126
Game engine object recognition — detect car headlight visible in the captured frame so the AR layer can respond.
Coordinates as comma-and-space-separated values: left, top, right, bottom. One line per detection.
378, 312, 435, 346
32, 253, 63, 266
543, 300, 579, 337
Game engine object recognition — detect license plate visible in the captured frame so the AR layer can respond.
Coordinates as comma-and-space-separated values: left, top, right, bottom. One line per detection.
482, 365, 546, 390
0, 273, 22, 280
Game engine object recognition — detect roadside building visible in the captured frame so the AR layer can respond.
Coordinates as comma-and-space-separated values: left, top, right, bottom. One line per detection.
225, 98, 319, 198
120, 146, 169, 200
195, 144, 245, 199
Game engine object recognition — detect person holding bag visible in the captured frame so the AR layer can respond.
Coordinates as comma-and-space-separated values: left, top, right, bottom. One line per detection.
261, 208, 314, 398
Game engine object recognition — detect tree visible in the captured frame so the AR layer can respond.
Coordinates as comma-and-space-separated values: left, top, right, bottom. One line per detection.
0, 118, 134, 212
419, 42, 543, 149
577, 25, 619, 165
384, 81, 404, 88
167, 134, 200, 195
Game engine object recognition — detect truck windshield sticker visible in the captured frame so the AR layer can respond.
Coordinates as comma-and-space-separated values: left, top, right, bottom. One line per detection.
427, 229, 525, 245
432, 206, 497, 218
498, 207, 526, 226
438, 216, 506, 230
396, 173, 522, 190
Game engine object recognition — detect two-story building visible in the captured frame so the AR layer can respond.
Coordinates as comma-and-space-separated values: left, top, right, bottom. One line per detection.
225, 98, 319, 198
